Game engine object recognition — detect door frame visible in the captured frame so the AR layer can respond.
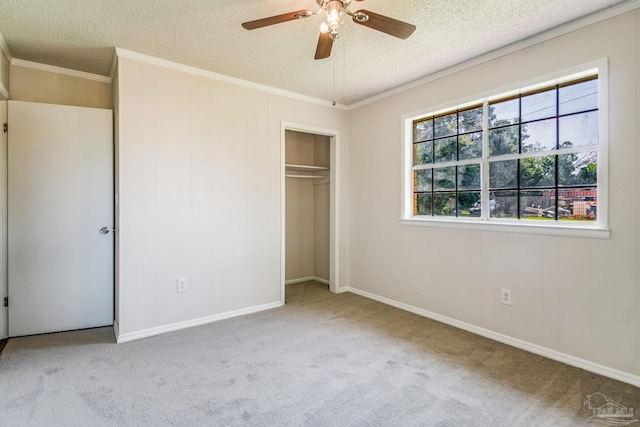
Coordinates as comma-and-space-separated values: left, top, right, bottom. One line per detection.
0, 100, 7, 340
280, 122, 340, 303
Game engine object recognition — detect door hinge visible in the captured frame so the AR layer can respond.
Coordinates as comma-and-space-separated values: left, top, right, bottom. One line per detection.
3, 123, 6, 134
3, 297, 7, 307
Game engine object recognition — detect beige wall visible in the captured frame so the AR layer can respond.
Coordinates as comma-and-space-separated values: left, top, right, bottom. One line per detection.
10, 65, 111, 109
285, 131, 330, 282
348, 10, 640, 382
115, 54, 348, 338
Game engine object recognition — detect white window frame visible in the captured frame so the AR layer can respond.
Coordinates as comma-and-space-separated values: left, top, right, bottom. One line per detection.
401, 59, 609, 239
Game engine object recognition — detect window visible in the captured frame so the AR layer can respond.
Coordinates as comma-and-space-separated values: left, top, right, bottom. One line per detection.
405, 66, 606, 235
413, 106, 483, 217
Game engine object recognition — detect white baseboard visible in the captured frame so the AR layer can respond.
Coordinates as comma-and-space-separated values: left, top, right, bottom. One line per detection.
313, 277, 330, 285
285, 276, 315, 285
285, 276, 330, 285
115, 301, 282, 344
344, 286, 640, 388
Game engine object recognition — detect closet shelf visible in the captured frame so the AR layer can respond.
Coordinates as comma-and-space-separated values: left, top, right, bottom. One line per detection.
285, 164, 329, 172
285, 174, 326, 179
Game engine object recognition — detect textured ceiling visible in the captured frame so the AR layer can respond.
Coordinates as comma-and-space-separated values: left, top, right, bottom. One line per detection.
0, 0, 633, 105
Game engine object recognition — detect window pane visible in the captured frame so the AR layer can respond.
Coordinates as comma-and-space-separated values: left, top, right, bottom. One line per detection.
433, 192, 456, 216
559, 111, 598, 148
521, 89, 556, 122
490, 191, 517, 218
458, 164, 481, 190
489, 98, 519, 127
559, 79, 598, 115
434, 113, 457, 138
434, 137, 456, 163
520, 190, 554, 220
558, 151, 597, 186
414, 119, 433, 142
458, 131, 482, 160
414, 141, 433, 165
489, 159, 517, 189
559, 188, 597, 222
414, 169, 432, 192
458, 107, 483, 133
489, 125, 519, 157
458, 192, 480, 216
415, 193, 432, 216
520, 156, 555, 188
433, 166, 456, 190
521, 119, 556, 152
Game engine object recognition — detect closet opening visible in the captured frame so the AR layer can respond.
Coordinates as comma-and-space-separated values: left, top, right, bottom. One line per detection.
281, 123, 339, 304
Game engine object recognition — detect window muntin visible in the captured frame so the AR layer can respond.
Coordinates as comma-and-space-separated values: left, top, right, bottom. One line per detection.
411, 75, 599, 223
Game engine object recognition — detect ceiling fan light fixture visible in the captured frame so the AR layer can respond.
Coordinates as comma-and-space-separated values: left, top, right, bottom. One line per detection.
325, 0, 345, 25
319, 22, 329, 33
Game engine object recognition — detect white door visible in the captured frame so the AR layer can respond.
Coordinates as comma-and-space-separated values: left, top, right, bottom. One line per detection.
8, 100, 113, 337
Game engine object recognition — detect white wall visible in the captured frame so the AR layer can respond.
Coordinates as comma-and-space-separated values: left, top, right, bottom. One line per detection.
347, 10, 640, 383
115, 52, 348, 339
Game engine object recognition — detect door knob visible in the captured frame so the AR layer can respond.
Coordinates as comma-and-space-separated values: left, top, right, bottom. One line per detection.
99, 227, 113, 234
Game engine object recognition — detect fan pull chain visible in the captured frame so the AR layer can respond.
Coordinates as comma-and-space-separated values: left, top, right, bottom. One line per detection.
341, 32, 346, 103
332, 49, 337, 106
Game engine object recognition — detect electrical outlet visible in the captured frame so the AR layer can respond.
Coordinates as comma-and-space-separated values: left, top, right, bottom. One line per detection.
500, 288, 512, 305
177, 278, 188, 293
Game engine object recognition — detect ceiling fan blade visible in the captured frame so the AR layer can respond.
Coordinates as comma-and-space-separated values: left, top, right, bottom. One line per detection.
352, 10, 416, 39
314, 32, 333, 60
242, 10, 313, 30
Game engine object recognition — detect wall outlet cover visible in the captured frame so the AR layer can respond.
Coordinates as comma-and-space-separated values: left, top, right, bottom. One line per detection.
500, 288, 512, 305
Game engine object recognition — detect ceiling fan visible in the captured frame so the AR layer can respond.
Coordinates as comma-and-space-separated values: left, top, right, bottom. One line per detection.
241, 0, 416, 60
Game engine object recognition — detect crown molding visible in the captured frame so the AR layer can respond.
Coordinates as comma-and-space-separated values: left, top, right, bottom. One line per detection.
11, 58, 111, 83
348, 0, 640, 110
115, 48, 348, 111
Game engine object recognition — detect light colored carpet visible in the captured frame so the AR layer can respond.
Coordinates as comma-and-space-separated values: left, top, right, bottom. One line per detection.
0, 281, 638, 426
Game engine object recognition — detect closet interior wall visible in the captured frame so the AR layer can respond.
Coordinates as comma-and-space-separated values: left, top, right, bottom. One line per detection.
285, 130, 330, 284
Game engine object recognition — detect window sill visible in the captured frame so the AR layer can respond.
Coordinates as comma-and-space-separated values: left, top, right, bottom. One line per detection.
400, 217, 610, 239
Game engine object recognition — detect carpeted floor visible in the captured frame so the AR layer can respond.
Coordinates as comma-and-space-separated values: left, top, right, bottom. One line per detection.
0, 281, 638, 426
